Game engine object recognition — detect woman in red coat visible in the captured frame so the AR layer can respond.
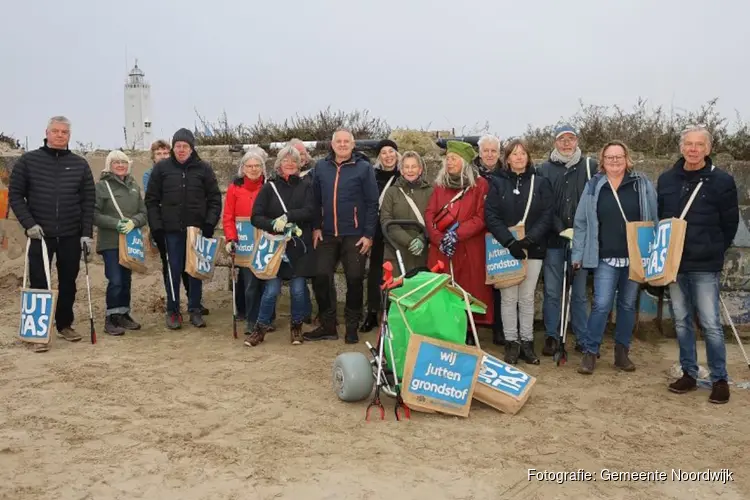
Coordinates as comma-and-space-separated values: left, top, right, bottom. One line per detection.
222, 147, 268, 336
425, 140, 494, 342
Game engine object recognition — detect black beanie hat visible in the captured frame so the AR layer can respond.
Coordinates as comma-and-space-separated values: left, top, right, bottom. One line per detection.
172, 128, 196, 149
375, 139, 398, 155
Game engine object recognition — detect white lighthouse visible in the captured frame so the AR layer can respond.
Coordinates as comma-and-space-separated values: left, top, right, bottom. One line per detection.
123, 60, 153, 150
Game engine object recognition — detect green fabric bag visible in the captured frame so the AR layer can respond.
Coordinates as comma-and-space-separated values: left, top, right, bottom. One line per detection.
385, 272, 486, 379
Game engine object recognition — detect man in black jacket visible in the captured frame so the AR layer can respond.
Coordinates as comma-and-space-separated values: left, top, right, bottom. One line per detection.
537, 125, 597, 356
145, 128, 222, 329
9, 116, 95, 347
662, 126, 739, 404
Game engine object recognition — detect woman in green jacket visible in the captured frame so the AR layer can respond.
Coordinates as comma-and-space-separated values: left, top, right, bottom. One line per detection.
94, 150, 148, 335
380, 151, 434, 276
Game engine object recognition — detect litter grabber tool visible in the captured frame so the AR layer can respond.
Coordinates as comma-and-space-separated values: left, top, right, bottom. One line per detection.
554, 240, 573, 366
366, 328, 386, 421
720, 295, 750, 371
230, 251, 238, 339
82, 245, 96, 344
165, 246, 182, 324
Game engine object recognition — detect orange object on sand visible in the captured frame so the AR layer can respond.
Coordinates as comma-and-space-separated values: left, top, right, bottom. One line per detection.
0, 188, 8, 220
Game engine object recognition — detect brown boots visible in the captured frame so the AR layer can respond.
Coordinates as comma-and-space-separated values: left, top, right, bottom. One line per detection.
290, 321, 304, 345
614, 344, 636, 372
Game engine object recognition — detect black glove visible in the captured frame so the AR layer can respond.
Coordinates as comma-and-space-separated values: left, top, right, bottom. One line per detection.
507, 240, 527, 260
152, 229, 166, 254
201, 224, 215, 239
518, 237, 534, 250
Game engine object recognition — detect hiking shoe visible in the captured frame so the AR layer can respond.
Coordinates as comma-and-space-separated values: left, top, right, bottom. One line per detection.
190, 311, 206, 328
290, 321, 304, 345
668, 373, 697, 394
245, 323, 271, 347
105, 316, 125, 336
519, 341, 540, 365
708, 380, 730, 404
492, 329, 506, 346
30, 343, 49, 353
166, 312, 182, 330
504, 341, 521, 364
614, 343, 635, 371
116, 313, 141, 331
542, 336, 557, 356
578, 352, 596, 374
57, 327, 82, 342
201, 305, 210, 316
303, 320, 338, 342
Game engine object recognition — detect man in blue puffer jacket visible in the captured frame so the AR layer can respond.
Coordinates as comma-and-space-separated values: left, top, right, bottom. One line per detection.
305, 128, 379, 344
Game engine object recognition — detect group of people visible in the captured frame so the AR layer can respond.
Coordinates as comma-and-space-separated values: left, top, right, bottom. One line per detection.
7, 116, 739, 405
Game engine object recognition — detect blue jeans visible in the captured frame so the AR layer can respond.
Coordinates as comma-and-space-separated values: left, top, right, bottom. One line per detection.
581, 261, 640, 354
258, 277, 307, 325
101, 249, 132, 315
239, 267, 265, 329
543, 247, 589, 340
669, 272, 727, 383
164, 232, 202, 313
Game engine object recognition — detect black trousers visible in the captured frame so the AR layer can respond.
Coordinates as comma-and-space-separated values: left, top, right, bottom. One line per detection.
314, 236, 366, 327
365, 235, 385, 314
157, 242, 191, 297
28, 236, 81, 332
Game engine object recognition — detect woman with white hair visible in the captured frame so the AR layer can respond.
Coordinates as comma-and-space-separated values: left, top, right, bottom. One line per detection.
425, 140, 494, 343
223, 147, 269, 336
247, 145, 315, 346
93, 150, 147, 335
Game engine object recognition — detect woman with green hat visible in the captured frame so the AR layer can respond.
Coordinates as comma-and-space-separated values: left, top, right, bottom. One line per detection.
425, 140, 494, 342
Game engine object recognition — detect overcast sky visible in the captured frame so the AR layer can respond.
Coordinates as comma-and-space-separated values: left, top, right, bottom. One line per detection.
2, 0, 748, 149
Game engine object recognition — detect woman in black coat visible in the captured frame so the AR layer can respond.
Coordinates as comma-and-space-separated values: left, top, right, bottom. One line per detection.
247, 145, 314, 347
484, 139, 553, 365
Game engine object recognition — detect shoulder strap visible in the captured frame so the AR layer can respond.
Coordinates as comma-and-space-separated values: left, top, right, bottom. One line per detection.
608, 180, 629, 223
104, 181, 125, 219
23, 239, 52, 291
378, 176, 396, 209
679, 164, 716, 220
520, 175, 536, 225
586, 157, 592, 181
268, 181, 288, 214
398, 188, 426, 226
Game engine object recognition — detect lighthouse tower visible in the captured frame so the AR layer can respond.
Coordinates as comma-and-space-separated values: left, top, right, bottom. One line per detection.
123, 60, 153, 149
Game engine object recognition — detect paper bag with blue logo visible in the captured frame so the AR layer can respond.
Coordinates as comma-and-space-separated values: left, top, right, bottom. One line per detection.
400, 334, 482, 417
185, 226, 220, 280
485, 175, 535, 289
645, 174, 709, 287
19, 239, 57, 346
104, 181, 147, 273
249, 228, 287, 280
608, 180, 654, 284
474, 351, 536, 415
233, 216, 256, 268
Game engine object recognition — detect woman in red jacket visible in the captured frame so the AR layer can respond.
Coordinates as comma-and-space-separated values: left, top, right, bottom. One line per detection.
425, 140, 494, 343
223, 147, 268, 335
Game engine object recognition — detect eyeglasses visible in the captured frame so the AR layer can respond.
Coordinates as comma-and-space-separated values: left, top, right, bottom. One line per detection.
244, 164, 263, 169
604, 155, 626, 162
556, 137, 577, 144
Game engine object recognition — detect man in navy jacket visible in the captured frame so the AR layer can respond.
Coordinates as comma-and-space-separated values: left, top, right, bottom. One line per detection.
661, 126, 739, 404
305, 128, 379, 344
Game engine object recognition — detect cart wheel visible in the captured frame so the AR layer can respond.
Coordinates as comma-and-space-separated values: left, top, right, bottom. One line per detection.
333, 352, 375, 402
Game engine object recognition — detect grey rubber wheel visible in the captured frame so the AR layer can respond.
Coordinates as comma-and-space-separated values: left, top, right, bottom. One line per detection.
333, 352, 375, 402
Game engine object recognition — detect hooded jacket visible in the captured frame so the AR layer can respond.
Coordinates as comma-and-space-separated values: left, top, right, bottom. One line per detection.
311, 151, 379, 239
144, 150, 222, 233
484, 166, 554, 260
379, 175, 433, 273
537, 154, 598, 248
8, 139, 95, 238
94, 171, 148, 252
657, 156, 739, 273
572, 171, 658, 269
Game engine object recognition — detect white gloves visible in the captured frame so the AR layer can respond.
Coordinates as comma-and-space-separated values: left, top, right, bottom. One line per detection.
26, 225, 44, 240
560, 228, 574, 241
272, 214, 288, 233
